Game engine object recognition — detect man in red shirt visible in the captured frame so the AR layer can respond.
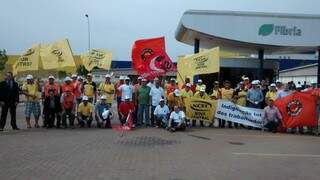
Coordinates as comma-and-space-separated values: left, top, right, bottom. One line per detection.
119, 96, 135, 126
71, 74, 82, 104
60, 88, 76, 128
43, 75, 60, 98
61, 77, 75, 94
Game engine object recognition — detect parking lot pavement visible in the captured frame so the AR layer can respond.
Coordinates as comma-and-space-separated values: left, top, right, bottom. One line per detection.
0, 105, 320, 180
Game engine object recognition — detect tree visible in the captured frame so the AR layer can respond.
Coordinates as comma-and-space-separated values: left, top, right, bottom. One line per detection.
76, 65, 89, 76
0, 49, 8, 71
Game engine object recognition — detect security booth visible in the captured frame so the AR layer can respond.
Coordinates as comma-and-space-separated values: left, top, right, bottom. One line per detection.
175, 10, 320, 87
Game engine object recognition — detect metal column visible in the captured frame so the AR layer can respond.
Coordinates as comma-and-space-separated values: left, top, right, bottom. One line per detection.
194, 39, 200, 53
258, 49, 264, 80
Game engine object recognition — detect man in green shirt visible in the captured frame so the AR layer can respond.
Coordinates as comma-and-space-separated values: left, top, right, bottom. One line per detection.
137, 79, 151, 126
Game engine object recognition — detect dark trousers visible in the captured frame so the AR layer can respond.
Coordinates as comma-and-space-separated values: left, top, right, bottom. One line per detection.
151, 106, 156, 126
264, 121, 278, 133
61, 109, 75, 127
44, 110, 60, 128
95, 115, 111, 128
117, 97, 122, 121
78, 115, 92, 128
0, 102, 17, 129
192, 120, 204, 127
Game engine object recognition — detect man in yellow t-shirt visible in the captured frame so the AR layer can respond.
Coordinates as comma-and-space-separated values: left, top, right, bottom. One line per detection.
167, 89, 183, 110
77, 96, 94, 128
82, 73, 97, 103
21, 74, 41, 128
180, 83, 194, 108
265, 83, 277, 102
195, 79, 206, 92
98, 74, 115, 106
220, 80, 234, 128
192, 87, 210, 127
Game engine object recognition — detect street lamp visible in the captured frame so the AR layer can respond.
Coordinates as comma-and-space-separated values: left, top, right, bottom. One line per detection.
85, 14, 91, 52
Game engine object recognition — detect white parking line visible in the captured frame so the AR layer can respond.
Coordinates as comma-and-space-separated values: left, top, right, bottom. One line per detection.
233, 153, 320, 158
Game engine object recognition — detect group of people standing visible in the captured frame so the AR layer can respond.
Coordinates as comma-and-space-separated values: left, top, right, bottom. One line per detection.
0, 71, 316, 133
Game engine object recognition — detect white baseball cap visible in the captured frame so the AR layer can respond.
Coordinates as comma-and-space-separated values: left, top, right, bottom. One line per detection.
77, 76, 83, 80
251, 80, 259, 85
276, 80, 281, 83
137, 76, 142, 80
160, 98, 165, 102
186, 83, 191, 87
170, 78, 176, 82
270, 83, 276, 87
48, 75, 55, 79
125, 77, 130, 80
200, 87, 206, 92
105, 74, 111, 78
82, 96, 89, 101
26, 74, 33, 80
174, 89, 180, 96
296, 84, 302, 88
64, 76, 72, 82
198, 79, 202, 83
244, 77, 249, 80
100, 95, 107, 100
71, 74, 77, 78
142, 78, 147, 82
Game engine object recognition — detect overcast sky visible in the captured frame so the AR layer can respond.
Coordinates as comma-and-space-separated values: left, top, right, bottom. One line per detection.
1, 0, 318, 61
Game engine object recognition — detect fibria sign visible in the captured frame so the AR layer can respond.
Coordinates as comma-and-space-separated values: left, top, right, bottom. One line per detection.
259, 24, 302, 37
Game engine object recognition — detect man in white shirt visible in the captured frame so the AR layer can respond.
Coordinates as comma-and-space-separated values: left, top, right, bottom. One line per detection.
153, 99, 169, 128
149, 80, 164, 126
147, 77, 158, 89
118, 77, 134, 102
168, 105, 186, 132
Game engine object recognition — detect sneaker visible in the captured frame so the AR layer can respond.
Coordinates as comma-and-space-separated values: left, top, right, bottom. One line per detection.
13, 127, 20, 130
35, 124, 40, 128
27, 125, 32, 128
0, 128, 3, 131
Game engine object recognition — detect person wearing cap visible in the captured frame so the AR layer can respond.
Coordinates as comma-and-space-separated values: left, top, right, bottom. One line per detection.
193, 87, 210, 127
295, 83, 303, 92
0, 72, 20, 131
221, 80, 234, 128
181, 76, 196, 93
119, 96, 135, 125
43, 75, 60, 98
153, 98, 170, 128
243, 77, 251, 90
247, 80, 264, 109
276, 83, 292, 99
262, 99, 282, 133
168, 105, 186, 132
21, 74, 41, 128
233, 81, 247, 107
77, 96, 94, 128
134, 76, 142, 93
98, 74, 115, 106
196, 79, 206, 92
61, 76, 75, 94
167, 89, 183, 110
137, 78, 151, 126
165, 78, 177, 96
95, 95, 112, 128
43, 89, 62, 128
180, 83, 194, 108
275, 80, 283, 91
118, 76, 134, 102
133, 76, 142, 125
82, 73, 97, 103
60, 88, 76, 128
210, 81, 222, 100
149, 79, 164, 126
71, 74, 82, 104
265, 83, 277, 102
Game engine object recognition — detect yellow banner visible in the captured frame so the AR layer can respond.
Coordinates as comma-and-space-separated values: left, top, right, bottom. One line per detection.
81, 49, 112, 71
13, 44, 40, 75
185, 97, 217, 122
40, 39, 76, 71
177, 47, 220, 86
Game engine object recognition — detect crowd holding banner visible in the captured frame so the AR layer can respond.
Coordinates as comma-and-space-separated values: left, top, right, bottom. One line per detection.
0, 36, 319, 135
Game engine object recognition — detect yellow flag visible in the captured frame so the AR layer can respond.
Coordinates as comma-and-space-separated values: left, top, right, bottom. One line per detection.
81, 49, 112, 71
177, 47, 220, 86
40, 39, 76, 71
185, 97, 218, 122
12, 44, 40, 75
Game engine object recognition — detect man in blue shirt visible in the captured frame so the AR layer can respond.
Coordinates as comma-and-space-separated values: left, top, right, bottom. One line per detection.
246, 80, 264, 109
95, 95, 112, 128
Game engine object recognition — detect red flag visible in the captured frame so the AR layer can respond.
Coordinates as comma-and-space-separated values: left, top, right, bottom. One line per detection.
112, 112, 133, 131
274, 91, 318, 128
132, 37, 176, 79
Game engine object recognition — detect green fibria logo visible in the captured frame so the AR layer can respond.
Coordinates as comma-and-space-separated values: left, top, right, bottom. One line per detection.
258, 24, 302, 36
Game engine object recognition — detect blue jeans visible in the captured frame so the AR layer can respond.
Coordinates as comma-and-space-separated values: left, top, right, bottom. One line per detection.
151, 106, 156, 126
155, 114, 168, 127
138, 104, 150, 125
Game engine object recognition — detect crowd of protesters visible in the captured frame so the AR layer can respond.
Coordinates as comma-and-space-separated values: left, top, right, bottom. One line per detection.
0, 71, 318, 134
